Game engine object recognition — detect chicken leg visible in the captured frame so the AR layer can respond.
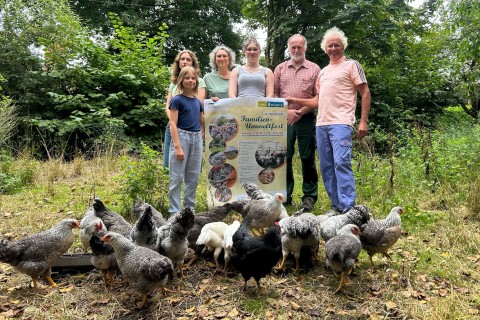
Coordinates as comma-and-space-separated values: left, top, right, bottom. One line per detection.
45, 275, 57, 287
275, 256, 287, 270
334, 271, 346, 294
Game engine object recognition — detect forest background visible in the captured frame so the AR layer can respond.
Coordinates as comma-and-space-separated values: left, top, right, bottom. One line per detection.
1, 1, 480, 319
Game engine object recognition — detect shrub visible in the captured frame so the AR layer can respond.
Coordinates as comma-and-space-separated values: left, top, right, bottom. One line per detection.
116, 142, 169, 217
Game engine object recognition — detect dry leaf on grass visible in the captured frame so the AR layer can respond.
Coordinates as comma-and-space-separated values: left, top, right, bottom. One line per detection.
290, 301, 301, 311
385, 301, 397, 310
228, 308, 239, 317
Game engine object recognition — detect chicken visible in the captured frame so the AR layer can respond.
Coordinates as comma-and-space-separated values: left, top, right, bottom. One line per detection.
325, 224, 362, 294
132, 200, 167, 228
230, 222, 282, 291
222, 220, 241, 274
0, 218, 79, 288
230, 193, 285, 232
184, 203, 232, 268
93, 198, 132, 238
102, 232, 174, 308
360, 206, 404, 268
156, 207, 195, 279
195, 222, 228, 272
79, 205, 96, 252
130, 206, 159, 250
276, 211, 320, 273
320, 205, 371, 242
90, 233, 117, 286
242, 183, 289, 220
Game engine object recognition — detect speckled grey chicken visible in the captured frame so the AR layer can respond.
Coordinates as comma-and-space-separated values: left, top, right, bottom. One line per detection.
0, 218, 79, 288
320, 205, 371, 242
93, 198, 132, 238
360, 206, 404, 268
156, 207, 195, 278
325, 224, 362, 294
102, 232, 174, 308
131, 200, 167, 228
79, 205, 97, 252
130, 206, 159, 250
242, 183, 289, 220
184, 203, 232, 268
230, 193, 285, 232
276, 211, 320, 273
90, 233, 117, 286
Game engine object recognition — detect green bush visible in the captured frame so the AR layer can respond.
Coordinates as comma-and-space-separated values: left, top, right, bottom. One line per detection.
116, 142, 169, 217
0, 151, 36, 194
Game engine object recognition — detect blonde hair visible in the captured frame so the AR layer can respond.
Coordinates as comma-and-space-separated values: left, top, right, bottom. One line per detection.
242, 37, 261, 52
170, 50, 202, 84
175, 66, 198, 95
320, 27, 348, 52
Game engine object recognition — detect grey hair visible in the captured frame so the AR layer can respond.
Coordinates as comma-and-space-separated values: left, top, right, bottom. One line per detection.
209, 45, 236, 71
287, 34, 307, 50
242, 37, 261, 51
320, 27, 348, 52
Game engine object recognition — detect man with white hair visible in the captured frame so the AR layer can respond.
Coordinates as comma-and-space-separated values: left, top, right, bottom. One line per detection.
274, 34, 320, 212
286, 27, 371, 214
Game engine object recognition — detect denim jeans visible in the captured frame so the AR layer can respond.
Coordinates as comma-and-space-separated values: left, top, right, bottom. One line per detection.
316, 125, 355, 213
168, 128, 203, 215
163, 122, 171, 168
286, 113, 318, 204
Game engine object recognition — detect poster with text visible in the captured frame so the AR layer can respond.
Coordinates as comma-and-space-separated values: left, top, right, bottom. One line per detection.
204, 97, 287, 208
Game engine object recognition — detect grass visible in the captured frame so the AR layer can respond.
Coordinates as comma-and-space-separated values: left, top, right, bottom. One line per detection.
1, 107, 480, 319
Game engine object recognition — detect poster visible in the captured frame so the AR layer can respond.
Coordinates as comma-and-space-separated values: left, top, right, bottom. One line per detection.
204, 97, 288, 208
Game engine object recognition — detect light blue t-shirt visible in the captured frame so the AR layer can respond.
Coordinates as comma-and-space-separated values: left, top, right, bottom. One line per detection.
236, 66, 266, 97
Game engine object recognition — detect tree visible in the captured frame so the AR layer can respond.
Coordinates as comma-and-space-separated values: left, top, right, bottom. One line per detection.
69, 0, 245, 74
440, 0, 480, 119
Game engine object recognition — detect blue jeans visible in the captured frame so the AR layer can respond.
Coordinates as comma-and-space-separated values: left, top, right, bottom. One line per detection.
163, 122, 171, 168
168, 128, 203, 215
316, 125, 355, 213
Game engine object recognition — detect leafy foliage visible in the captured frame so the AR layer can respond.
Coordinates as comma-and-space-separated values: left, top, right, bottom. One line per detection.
115, 142, 169, 216
70, 0, 244, 74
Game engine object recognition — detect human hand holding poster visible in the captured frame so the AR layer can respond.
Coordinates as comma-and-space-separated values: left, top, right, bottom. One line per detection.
204, 97, 287, 208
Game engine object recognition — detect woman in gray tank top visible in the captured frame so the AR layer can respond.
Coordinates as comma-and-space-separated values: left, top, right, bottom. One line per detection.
229, 37, 274, 98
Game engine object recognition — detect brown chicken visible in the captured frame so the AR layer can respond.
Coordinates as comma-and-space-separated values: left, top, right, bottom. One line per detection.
360, 206, 404, 268
0, 218, 79, 288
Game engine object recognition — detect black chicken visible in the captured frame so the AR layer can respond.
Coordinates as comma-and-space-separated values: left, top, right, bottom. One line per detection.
89, 234, 117, 286
230, 222, 282, 291
131, 200, 167, 228
93, 198, 132, 238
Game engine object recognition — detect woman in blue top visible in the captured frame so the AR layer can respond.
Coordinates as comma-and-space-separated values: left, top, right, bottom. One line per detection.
163, 50, 206, 168
168, 66, 205, 215
228, 37, 274, 98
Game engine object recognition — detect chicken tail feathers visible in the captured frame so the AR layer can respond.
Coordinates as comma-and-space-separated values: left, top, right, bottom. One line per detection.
170, 208, 195, 240
0, 239, 18, 264
93, 198, 108, 213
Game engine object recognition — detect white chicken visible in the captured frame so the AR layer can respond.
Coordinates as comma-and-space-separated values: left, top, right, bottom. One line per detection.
221, 220, 241, 274
195, 222, 229, 272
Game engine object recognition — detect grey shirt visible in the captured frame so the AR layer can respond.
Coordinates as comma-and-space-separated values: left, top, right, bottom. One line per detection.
237, 66, 266, 97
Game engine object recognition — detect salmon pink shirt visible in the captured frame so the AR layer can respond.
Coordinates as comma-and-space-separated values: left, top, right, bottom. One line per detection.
316, 56, 367, 127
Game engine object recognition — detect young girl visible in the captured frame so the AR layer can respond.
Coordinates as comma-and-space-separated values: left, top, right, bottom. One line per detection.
168, 66, 205, 215
163, 50, 206, 168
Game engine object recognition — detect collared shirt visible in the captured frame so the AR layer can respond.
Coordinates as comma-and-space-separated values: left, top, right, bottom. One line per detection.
316, 56, 367, 127
274, 59, 320, 110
